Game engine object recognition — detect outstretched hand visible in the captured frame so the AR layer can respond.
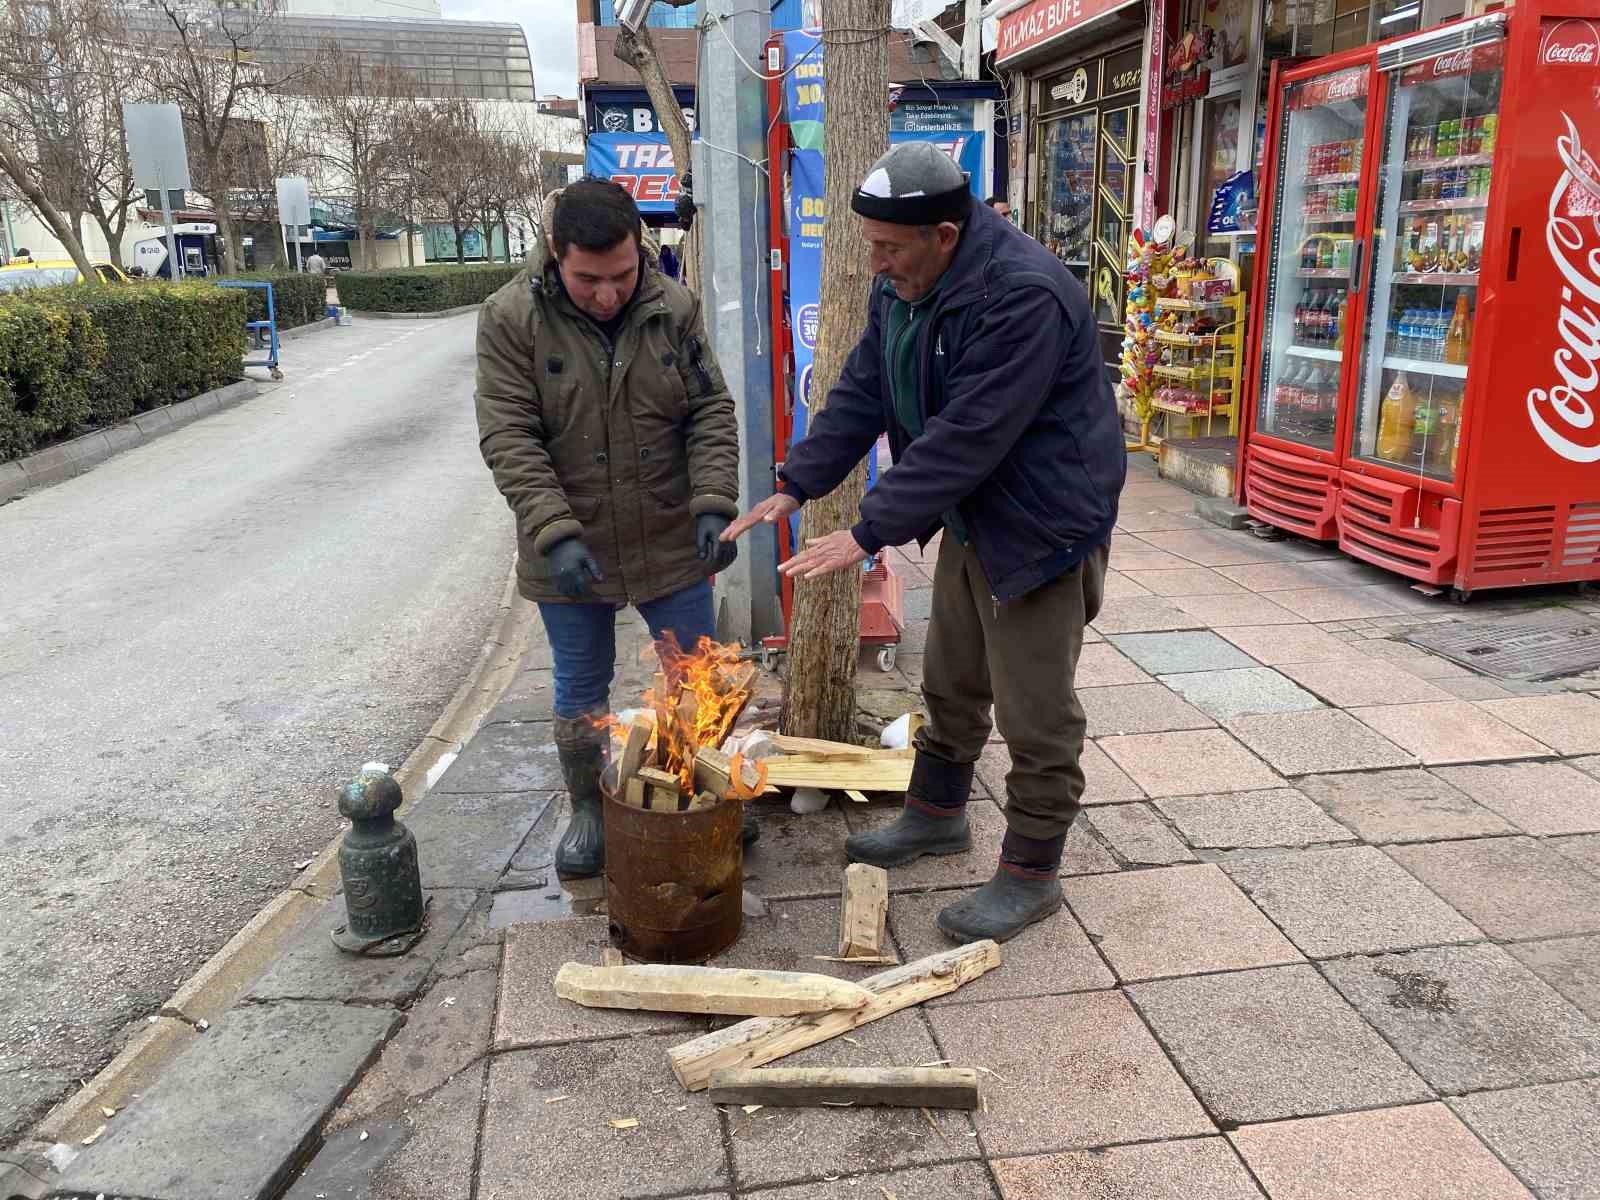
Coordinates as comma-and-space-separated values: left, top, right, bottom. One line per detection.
780, 529, 868, 579
722, 492, 801, 542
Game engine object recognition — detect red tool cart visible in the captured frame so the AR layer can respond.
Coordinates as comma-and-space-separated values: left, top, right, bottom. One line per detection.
759, 31, 904, 671
1237, 1, 1600, 600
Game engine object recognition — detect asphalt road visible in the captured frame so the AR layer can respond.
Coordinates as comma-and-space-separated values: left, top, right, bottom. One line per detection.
0, 313, 514, 1143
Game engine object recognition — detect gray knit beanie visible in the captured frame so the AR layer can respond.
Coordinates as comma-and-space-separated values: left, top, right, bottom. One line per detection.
851, 141, 972, 226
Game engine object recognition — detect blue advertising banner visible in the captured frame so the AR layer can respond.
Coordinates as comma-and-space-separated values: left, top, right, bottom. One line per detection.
585, 130, 683, 215
1207, 168, 1255, 235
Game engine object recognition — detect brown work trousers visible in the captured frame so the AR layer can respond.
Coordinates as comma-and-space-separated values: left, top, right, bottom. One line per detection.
918, 537, 1108, 841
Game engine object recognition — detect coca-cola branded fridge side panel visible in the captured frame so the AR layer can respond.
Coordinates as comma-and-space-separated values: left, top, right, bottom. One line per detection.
1458, 5, 1600, 592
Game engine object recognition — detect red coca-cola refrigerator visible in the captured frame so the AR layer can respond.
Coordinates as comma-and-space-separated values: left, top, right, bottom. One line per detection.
1237, 1, 1600, 598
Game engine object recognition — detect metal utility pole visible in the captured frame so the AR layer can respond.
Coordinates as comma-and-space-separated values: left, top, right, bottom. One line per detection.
697, 0, 779, 645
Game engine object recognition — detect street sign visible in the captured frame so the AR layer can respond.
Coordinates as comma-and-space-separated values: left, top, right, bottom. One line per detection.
275, 176, 311, 227
124, 103, 189, 279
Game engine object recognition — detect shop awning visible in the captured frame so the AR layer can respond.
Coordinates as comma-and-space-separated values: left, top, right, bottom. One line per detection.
989, 0, 1143, 68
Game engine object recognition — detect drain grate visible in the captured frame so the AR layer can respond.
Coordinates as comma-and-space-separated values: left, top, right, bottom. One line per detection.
1405, 609, 1600, 681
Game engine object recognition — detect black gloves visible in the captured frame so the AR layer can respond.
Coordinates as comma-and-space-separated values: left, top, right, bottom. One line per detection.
545, 537, 604, 599
675, 170, 695, 231
696, 513, 737, 574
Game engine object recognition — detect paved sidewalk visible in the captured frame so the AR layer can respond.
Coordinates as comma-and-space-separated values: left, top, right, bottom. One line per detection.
50, 459, 1600, 1200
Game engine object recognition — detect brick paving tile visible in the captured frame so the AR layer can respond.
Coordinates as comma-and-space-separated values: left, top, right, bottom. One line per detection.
1435, 676, 1517, 700
1159, 667, 1325, 720
1216, 561, 1340, 591
1223, 846, 1482, 959
1064, 864, 1301, 981
1137, 530, 1299, 568
1229, 1104, 1532, 1200
1323, 944, 1600, 1092
1387, 836, 1600, 940
1353, 638, 1474, 679
1075, 642, 1154, 688
1083, 803, 1197, 865
1216, 623, 1364, 665
1109, 631, 1259, 674
1082, 682, 1216, 737
929, 993, 1214, 1156
495, 917, 711, 1049
977, 739, 1146, 805
1507, 934, 1600, 1022
1129, 965, 1431, 1124
1172, 592, 1306, 627
992, 1138, 1264, 1200
1110, 547, 1205, 573
1226, 709, 1416, 775
479, 1037, 730, 1199
1103, 569, 1153, 598
1120, 567, 1250, 596
1297, 768, 1515, 844
1451, 1079, 1600, 1200
1116, 508, 1209, 533
742, 802, 853, 899
1477, 693, 1600, 755
722, 1011, 975, 1190
1552, 832, 1600, 877
1099, 730, 1283, 798
1431, 762, 1600, 836
1301, 555, 1403, 587
1265, 587, 1410, 622
1090, 596, 1202, 634
1156, 788, 1354, 849
1350, 702, 1550, 765
1277, 659, 1453, 707
1062, 820, 1122, 875
844, 795, 1005, 893
889, 888, 1113, 1004
751, 1162, 997, 1199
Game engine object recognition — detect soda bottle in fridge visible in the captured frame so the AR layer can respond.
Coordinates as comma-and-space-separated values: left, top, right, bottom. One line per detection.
1377, 374, 1416, 462
1445, 294, 1472, 364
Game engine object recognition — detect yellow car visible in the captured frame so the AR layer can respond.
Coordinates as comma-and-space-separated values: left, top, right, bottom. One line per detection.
0, 258, 130, 292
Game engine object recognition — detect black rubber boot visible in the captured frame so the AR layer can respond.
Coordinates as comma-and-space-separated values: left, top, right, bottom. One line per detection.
554, 714, 607, 879
844, 751, 974, 868
742, 805, 760, 849
936, 867, 1064, 943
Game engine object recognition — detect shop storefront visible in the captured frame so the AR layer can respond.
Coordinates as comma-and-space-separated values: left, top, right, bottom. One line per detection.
992, 0, 1150, 373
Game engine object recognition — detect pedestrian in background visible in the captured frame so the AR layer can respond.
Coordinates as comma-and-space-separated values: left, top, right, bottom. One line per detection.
724, 142, 1125, 942
305, 249, 327, 276
475, 178, 748, 879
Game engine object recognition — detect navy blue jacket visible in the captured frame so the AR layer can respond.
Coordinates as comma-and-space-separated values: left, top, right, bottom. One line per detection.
779, 202, 1126, 602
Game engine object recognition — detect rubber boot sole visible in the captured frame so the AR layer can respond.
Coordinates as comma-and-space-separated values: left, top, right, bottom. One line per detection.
845, 830, 973, 869
935, 890, 1063, 943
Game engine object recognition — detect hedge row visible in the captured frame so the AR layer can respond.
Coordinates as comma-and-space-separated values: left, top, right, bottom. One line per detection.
234, 271, 328, 330
0, 283, 245, 462
333, 264, 522, 313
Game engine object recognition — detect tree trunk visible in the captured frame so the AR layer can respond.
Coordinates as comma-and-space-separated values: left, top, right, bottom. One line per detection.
615, 24, 700, 293
0, 129, 98, 282
407, 202, 417, 266
452, 216, 464, 265
214, 197, 240, 276
782, 0, 890, 741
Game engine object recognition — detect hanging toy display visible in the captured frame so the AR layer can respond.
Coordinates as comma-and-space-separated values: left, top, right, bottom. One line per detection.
1119, 215, 1177, 452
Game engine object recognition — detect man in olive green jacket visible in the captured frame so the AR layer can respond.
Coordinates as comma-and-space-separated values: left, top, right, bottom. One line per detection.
475, 179, 743, 878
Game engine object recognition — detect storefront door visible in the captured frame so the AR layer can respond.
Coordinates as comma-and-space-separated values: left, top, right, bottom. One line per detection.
1033, 42, 1144, 369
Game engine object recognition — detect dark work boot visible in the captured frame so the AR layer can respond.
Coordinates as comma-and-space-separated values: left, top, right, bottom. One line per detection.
554, 713, 608, 879
937, 828, 1067, 942
742, 805, 760, 849
844, 751, 973, 868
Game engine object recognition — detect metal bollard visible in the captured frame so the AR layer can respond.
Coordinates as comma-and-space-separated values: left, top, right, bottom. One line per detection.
331, 763, 427, 956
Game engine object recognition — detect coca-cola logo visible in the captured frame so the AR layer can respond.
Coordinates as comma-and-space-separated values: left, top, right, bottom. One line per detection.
1526, 112, 1600, 463
1432, 49, 1475, 76
1541, 19, 1600, 66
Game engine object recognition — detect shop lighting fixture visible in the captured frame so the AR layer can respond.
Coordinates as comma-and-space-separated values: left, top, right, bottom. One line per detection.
1380, 4, 1422, 23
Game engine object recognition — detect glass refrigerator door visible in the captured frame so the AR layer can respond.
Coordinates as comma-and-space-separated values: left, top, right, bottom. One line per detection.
1349, 40, 1503, 483
1255, 66, 1371, 453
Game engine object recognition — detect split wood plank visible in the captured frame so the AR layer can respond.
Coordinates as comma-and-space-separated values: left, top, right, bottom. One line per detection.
707, 1067, 979, 1110
764, 733, 875, 760
618, 715, 654, 780
844, 790, 870, 804
686, 790, 720, 812
759, 756, 914, 792
623, 776, 648, 809
636, 766, 681, 811
837, 864, 888, 958
695, 747, 777, 798
554, 963, 875, 1017
667, 940, 1003, 1092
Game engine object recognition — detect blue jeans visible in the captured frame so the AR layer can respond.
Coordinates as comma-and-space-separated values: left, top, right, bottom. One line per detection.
538, 580, 715, 719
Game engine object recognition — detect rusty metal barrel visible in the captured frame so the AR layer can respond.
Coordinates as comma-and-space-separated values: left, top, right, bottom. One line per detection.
603, 793, 743, 962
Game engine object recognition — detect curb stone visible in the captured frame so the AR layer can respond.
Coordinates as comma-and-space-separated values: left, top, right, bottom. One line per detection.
346, 303, 483, 320
279, 315, 338, 341
0, 379, 259, 505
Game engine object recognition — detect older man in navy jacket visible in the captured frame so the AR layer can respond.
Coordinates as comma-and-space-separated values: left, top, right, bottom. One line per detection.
725, 142, 1125, 941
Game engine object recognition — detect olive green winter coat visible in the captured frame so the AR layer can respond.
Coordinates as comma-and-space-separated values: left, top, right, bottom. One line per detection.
474, 246, 741, 605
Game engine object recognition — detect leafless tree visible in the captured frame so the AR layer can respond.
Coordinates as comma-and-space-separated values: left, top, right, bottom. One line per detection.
414, 98, 482, 265
0, 0, 127, 276
229, 90, 315, 269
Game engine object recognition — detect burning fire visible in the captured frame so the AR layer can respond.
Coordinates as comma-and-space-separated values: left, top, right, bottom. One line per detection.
604, 634, 765, 796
